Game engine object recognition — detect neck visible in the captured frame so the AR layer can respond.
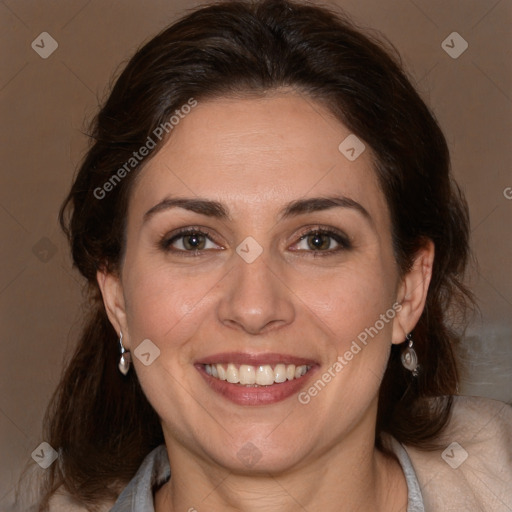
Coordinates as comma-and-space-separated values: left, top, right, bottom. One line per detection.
154, 432, 407, 512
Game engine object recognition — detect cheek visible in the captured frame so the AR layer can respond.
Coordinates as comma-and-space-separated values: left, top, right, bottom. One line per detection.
120, 263, 222, 417
296, 256, 398, 404
294, 254, 397, 343
122, 259, 224, 347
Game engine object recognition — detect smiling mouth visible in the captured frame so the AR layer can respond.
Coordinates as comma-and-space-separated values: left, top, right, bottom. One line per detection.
203, 363, 312, 386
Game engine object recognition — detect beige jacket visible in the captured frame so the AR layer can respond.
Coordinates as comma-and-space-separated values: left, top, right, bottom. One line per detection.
401, 395, 512, 511
20, 395, 512, 511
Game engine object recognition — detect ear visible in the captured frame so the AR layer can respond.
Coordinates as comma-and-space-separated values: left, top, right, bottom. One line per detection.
391, 239, 435, 345
96, 269, 130, 348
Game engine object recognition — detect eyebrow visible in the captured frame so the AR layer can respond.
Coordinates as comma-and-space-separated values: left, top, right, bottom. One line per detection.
143, 195, 372, 225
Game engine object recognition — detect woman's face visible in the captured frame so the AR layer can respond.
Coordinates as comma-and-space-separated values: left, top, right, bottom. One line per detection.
101, 92, 423, 473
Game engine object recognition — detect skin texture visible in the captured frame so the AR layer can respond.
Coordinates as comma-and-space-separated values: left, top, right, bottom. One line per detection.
97, 91, 434, 511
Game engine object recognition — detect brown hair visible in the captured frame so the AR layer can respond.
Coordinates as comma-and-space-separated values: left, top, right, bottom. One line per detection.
37, 0, 473, 508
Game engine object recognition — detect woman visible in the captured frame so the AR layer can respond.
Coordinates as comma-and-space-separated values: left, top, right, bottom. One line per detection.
23, 0, 511, 510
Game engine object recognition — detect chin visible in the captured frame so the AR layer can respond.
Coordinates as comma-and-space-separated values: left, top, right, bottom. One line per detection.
200, 430, 311, 475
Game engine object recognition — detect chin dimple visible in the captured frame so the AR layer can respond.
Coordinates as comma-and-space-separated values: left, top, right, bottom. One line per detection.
204, 363, 311, 386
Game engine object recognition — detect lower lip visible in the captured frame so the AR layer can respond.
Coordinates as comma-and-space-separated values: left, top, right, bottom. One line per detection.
196, 365, 318, 406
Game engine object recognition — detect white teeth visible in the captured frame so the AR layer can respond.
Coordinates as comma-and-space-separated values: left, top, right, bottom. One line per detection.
226, 363, 239, 384
256, 365, 274, 385
217, 364, 226, 380
273, 364, 287, 383
295, 365, 308, 378
239, 364, 256, 385
203, 363, 311, 386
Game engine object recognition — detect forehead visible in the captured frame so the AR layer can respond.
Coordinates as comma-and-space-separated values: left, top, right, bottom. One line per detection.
128, 92, 389, 229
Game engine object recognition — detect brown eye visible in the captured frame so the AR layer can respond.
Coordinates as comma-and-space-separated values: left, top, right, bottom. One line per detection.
159, 227, 223, 255
291, 228, 352, 256
305, 232, 334, 251
180, 232, 207, 250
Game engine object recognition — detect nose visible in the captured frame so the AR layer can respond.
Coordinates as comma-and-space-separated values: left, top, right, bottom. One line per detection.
216, 248, 295, 335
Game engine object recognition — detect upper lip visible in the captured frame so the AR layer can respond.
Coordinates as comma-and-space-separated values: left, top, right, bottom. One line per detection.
195, 352, 318, 366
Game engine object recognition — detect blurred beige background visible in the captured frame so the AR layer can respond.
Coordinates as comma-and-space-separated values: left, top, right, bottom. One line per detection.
1, 0, 511, 507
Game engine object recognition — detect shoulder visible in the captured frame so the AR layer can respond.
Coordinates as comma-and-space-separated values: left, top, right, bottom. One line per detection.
404, 395, 512, 511
27, 445, 167, 512
7, 472, 116, 512
47, 489, 115, 512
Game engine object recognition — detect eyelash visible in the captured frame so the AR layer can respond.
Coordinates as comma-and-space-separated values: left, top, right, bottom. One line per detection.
159, 225, 352, 258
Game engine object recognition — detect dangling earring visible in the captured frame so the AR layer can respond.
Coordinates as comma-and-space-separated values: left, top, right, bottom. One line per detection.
118, 332, 131, 375
401, 333, 420, 377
